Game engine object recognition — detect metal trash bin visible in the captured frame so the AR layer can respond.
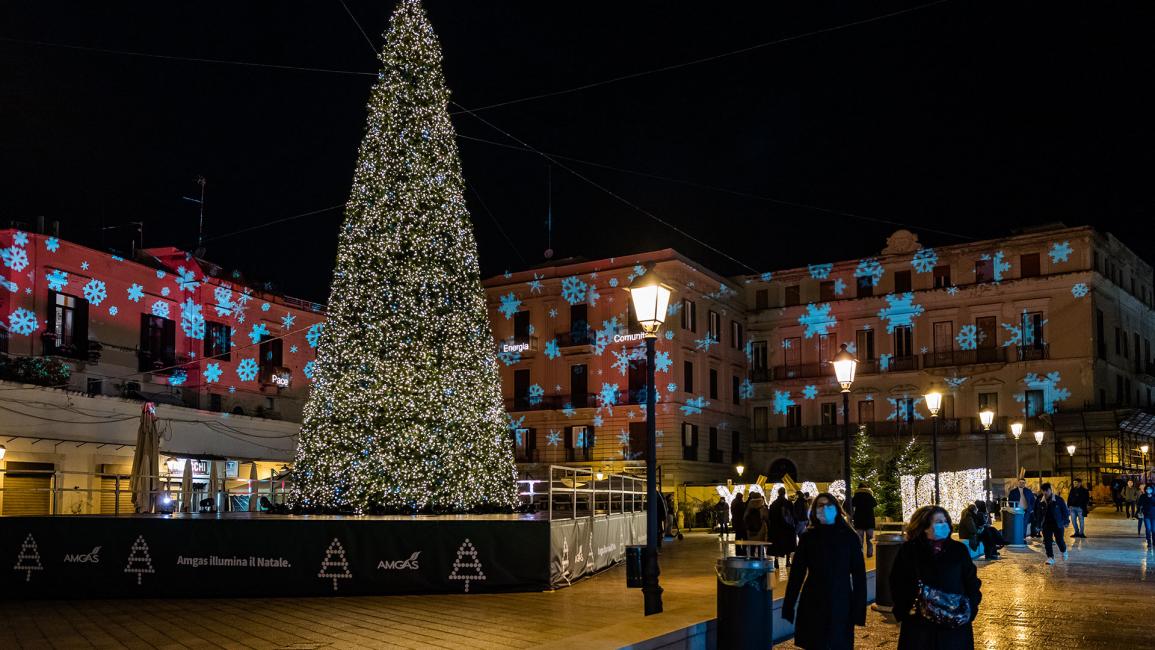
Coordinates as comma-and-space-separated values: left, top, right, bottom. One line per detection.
872, 533, 904, 612
625, 545, 644, 588
1001, 507, 1026, 547
716, 557, 772, 649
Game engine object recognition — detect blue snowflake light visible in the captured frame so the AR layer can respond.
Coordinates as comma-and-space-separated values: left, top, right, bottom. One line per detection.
1015, 371, 1071, 414
1049, 241, 1072, 264
11, 232, 27, 246
587, 284, 601, 306
798, 303, 837, 338
802, 385, 818, 400
303, 360, 316, 380
1, 246, 29, 272
203, 362, 223, 383
772, 390, 795, 415
946, 286, 959, 296
877, 293, 924, 333
289, 345, 298, 354
125, 283, 143, 303
854, 258, 884, 286
562, 403, 576, 418
654, 350, 672, 373
527, 273, 544, 294
945, 377, 968, 389
213, 287, 233, 316
664, 330, 675, 341
236, 358, 259, 382
8, 308, 38, 335
544, 430, 561, 446
680, 396, 710, 416
1071, 283, 1089, 298
760, 272, 772, 282
45, 237, 59, 252
82, 278, 107, 306
598, 383, 620, 412
180, 299, 205, 339
808, 263, 833, 280
694, 335, 719, 352
151, 301, 170, 318
561, 276, 588, 305
527, 384, 544, 406
956, 324, 979, 350
305, 322, 324, 348
887, 396, 926, 421
168, 369, 188, 386
667, 382, 679, 393
108, 306, 118, 316
46, 270, 68, 292
739, 378, 754, 400
833, 278, 846, 295
879, 353, 893, 371
497, 349, 521, 366
608, 277, 619, 288
498, 292, 522, 319
281, 314, 296, 329
248, 323, 270, 344
911, 248, 938, 273
176, 266, 199, 292
544, 339, 560, 360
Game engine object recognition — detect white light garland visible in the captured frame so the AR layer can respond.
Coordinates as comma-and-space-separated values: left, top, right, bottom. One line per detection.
901, 468, 987, 522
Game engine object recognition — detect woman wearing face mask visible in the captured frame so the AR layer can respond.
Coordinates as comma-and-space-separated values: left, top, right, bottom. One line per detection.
781, 492, 866, 649
890, 505, 982, 650
1137, 484, 1155, 550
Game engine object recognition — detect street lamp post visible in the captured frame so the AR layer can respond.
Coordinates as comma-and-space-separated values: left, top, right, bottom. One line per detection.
980, 410, 995, 502
1066, 444, 1076, 484
832, 344, 858, 512
1034, 430, 1045, 483
627, 271, 672, 617
1011, 422, 1024, 479
1142, 444, 1150, 485
924, 391, 943, 504
735, 463, 745, 479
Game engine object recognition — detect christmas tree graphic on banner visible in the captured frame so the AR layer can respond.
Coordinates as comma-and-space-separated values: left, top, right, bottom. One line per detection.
318, 538, 352, 591
448, 538, 485, 593
124, 535, 154, 585
13, 533, 43, 582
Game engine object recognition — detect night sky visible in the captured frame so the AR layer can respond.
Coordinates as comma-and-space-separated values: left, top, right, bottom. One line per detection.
3, 2, 1154, 303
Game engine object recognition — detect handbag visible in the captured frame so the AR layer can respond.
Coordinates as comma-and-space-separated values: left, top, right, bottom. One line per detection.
913, 554, 972, 628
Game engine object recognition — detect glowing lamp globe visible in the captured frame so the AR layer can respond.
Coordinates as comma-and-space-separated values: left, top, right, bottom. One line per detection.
979, 410, 995, 430
1034, 430, 1045, 445
832, 344, 858, 392
736, 464, 746, 477
924, 391, 943, 417
1142, 445, 1150, 455
627, 272, 672, 337
1066, 444, 1076, 457
1010, 422, 1024, 440
0, 444, 6, 461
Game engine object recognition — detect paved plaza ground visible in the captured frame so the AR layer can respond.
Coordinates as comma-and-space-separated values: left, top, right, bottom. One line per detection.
1, 510, 1152, 649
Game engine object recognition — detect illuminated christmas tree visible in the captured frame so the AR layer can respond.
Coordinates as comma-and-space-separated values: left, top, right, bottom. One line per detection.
291, 0, 517, 513
850, 425, 879, 489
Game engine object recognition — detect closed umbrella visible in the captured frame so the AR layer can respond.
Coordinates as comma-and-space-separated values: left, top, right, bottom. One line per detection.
180, 458, 193, 513
207, 460, 219, 513
248, 463, 259, 512
129, 402, 160, 513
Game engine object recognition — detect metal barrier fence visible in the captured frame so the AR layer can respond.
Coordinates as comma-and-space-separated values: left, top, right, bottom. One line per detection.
521, 465, 646, 520
0, 467, 288, 515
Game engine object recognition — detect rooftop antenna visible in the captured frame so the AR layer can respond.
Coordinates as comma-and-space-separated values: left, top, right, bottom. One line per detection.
543, 166, 553, 260
182, 175, 207, 257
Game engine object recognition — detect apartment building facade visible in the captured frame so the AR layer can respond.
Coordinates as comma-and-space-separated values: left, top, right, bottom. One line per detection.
742, 226, 1155, 487
483, 250, 749, 488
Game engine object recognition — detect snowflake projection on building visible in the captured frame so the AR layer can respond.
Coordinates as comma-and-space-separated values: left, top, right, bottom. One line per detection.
946, 286, 959, 296
654, 350, 672, 373
1, 246, 29, 272
8, 308, 38, 335
306, 323, 324, 348
782, 338, 793, 349
546, 430, 561, 446
303, 360, 316, 380
738, 378, 754, 400
979, 251, 1011, 282
175, 266, 199, 292
617, 430, 631, 447
694, 335, 719, 352
667, 382, 678, 393
598, 383, 620, 413
911, 248, 938, 273
203, 362, 223, 383
281, 314, 296, 330
798, 303, 837, 338
706, 283, 737, 301
108, 306, 118, 316
1071, 283, 1089, 298
126, 283, 144, 303
802, 385, 818, 400
667, 302, 683, 317
289, 345, 298, 354
161, 287, 171, 297
261, 303, 271, 312
180, 299, 205, 339
626, 264, 647, 282
11, 231, 28, 246
608, 277, 619, 288
877, 293, 924, 333
854, 258, 884, 286
833, 278, 847, 295
46, 270, 68, 292
168, 369, 188, 386
611, 349, 631, 376
592, 415, 604, 427
506, 415, 525, 432
760, 272, 773, 282
248, 323, 270, 345
544, 339, 560, 360
80, 278, 107, 306
561, 403, 575, 418
773, 390, 795, 415
497, 349, 521, 366
808, 263, 833, 280
886, 396, 926, 421
45, 237, 60, 252
586, 284, 601, 307
955, 324, 979, 350
213, 287, 233, 316
527, 273, 544, 295
593, 317, 620, 355
1001, 311, 1046, 348
1014, 372, 1071, 414
944, 376, 968, 389
680, 396, 709, 416
879, 353, 893, 371
0, 274, 15, 293
548, 307, 558, 319
151, 301, 170, 318
236, 358, 259, 382
560, 276, 588, 306
1049, 241, 1072, 264
498, 292, 522, 319
527, 384, 544, 406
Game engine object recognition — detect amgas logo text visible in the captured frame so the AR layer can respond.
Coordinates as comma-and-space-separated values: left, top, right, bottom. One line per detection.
377, 551, 420, 571
63, 546, 101, 564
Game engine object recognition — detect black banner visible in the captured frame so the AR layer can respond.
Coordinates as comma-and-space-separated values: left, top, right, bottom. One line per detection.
549, 512, 645, 587
1, 515, 551, 598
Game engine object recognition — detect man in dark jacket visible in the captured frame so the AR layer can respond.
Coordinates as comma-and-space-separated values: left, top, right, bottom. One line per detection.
768, 487, 797, 566
1036, 483, 1070, 564
851, 484, 878, 557
1066, 478, 1091, 538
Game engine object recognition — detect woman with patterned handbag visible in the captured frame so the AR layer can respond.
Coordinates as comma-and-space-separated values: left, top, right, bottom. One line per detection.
890, 505, 983, 650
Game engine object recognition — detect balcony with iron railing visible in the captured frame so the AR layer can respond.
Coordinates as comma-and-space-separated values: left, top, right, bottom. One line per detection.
506, 393, 598, 412
923, 347, 1007, 369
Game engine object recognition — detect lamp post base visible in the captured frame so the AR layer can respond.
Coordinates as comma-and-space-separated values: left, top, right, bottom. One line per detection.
642, 546, 663, 615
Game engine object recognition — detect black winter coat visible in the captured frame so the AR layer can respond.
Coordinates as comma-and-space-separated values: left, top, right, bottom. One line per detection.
782, 524, 867, 650
768, 495, 798, 555
890, 538, 982, 650
1137, 493, 1155, 519
1066, 486, 1090, 510
851, 489, 877, 530
1034, 495, 1070, 530
730, 497, 748, 538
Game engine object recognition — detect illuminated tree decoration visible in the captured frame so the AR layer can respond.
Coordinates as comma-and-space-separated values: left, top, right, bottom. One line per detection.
291, 0, 516, 513
850, 425, 879, 488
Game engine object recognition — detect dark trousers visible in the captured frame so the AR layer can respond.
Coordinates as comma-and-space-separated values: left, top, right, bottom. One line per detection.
1126, 501, 1137, 518
1043, 525, 1067, 558
1145, 518, 1155, 545
979, 527, 1005, 557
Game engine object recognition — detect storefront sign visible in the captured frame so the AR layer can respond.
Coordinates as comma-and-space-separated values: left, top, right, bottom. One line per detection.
500, 342, 530, 353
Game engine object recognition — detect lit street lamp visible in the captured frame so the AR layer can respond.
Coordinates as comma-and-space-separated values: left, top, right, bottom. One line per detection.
832, 344, 858, 513
1142, 444, 1150, 484
979, 409, 995, 501
1011, 422, 1024, 479
735, 463, 745, 478
1066, 444, 1076, 484
627, 270, 672, 617
1034, 430, 1045, 483
925, 391, 943, 504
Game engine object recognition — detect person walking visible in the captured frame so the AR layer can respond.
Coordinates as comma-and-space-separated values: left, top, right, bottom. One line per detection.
1122, 479, 1140, 519
1137, 484, 1155, 550
851, 483, 878, 558
744, 491, 770, 543
793, 491, 811, 536
890, 505, 983, 650
713, 496, 731, 539
782, 493, 867, 650
1111, 477, 1124, 512
768, 487, 798, 567
1035, 483, 1070, 565
1066, 478, 1090, 538
1138, 484, 1148, 538
1007, 479, 1038, 538
730, 491, 748, 547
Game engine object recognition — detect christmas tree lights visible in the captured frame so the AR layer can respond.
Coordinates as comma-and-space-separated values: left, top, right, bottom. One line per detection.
291, 0, 516, 513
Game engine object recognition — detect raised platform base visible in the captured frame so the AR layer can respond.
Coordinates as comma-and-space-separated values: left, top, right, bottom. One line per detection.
1, 512, 644, 598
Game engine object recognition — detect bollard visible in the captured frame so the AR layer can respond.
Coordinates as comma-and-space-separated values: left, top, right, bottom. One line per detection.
716, 557, 772, 649
872, 533, 904, 613
625, 545, 644, 588
1001, 507, 1026, 547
